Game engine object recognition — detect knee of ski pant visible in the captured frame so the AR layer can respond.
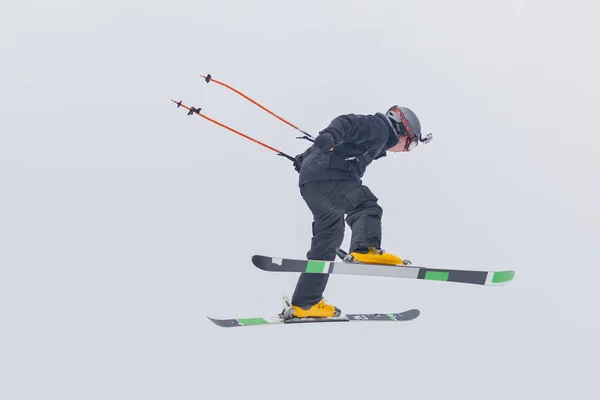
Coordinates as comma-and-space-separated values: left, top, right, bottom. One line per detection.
342, 185, 382, 217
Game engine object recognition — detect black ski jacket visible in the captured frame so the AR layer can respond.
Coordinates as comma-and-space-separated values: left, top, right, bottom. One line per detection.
297, 113, 399, 184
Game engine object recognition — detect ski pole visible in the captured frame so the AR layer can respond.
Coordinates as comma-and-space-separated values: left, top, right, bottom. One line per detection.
171, 99, 296, 163
201, 74, 314, 142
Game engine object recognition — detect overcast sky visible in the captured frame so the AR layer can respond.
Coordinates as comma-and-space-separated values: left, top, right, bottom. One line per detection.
1, 1, 599, 399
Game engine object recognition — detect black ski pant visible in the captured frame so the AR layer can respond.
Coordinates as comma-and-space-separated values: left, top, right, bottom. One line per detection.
291, 180, 383, 308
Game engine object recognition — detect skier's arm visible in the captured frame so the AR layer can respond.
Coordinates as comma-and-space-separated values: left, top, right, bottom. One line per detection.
316, 115, 381, 157
313, 115, 354, 153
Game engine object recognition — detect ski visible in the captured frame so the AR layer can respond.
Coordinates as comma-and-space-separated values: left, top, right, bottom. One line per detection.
252, 255, 515, 286
208, 309, 420, 328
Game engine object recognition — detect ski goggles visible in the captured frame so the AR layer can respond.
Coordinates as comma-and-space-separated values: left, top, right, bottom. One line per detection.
403, 129, 420, 152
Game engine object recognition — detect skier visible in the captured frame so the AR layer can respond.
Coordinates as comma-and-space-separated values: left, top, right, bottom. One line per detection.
289, 105, 431, 319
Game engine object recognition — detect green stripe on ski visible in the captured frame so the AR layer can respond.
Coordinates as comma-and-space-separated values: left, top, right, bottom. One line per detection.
424, 271, 449, 281
386, 314, 397, 321
237, 318, 269, 326
306, 261, 327, 273
492, 270, 515, 283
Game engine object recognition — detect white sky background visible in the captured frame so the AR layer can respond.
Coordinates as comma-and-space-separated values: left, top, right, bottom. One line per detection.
1, 0, 599, 399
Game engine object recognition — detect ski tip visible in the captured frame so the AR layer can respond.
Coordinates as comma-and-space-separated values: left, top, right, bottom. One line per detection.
398, 309, 420, 321
206, 316, 225, 327
251, 255, 270, 269
207, 316, 241, 328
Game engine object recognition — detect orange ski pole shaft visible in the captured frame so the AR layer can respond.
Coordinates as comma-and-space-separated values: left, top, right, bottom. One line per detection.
201, 74, 314, 141
171, 99, 296, 162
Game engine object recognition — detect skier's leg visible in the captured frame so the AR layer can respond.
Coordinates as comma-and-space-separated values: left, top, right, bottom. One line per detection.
338, 183, 383, 252
340, 182, 405, 265
291, 182, 345, 309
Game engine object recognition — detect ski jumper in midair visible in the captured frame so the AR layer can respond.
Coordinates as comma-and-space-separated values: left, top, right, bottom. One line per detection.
290, 106, 430, 318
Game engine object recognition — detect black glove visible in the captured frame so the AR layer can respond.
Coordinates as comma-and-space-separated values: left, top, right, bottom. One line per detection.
293, 153, 304, 172
314, 131, 335, 153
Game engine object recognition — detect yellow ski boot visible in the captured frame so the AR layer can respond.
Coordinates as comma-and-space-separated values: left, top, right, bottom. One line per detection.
350, 247, 409, 266
291, 298, 341, 319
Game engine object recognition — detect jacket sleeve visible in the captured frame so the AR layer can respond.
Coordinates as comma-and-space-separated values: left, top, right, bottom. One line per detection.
322, 115, 355, 143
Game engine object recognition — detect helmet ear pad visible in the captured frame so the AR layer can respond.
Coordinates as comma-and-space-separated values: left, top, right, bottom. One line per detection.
386, 115, 407, 138
392, 119, 407, 136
